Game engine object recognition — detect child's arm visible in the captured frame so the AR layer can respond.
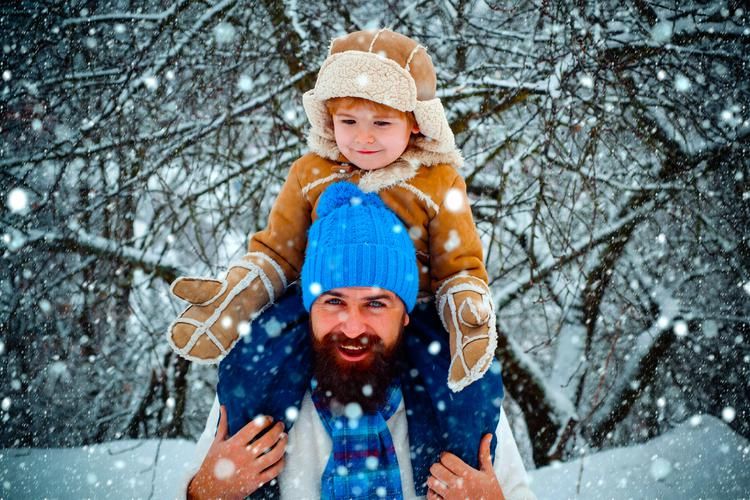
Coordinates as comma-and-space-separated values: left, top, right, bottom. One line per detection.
428, 173, 498, 392
247, 159, 312, 286
166, 159, 312, 363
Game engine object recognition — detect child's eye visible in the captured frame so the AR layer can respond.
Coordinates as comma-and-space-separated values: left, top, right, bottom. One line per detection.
374, 121, 391, 127
339, 119, 356, 125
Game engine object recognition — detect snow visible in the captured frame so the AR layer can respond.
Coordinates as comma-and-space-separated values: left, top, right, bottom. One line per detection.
6, 188, 28, 213
1, 415, 747, 499
531, 415, 750, 499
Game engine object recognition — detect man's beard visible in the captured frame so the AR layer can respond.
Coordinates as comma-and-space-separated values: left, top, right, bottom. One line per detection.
311, 321, 405, 414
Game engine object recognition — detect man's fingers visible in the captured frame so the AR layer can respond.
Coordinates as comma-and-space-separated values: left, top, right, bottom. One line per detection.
478, 433, 494, 473
254, 432, 287, 471
234, 414, 274, 444
429, 461, 456, 484
439, 451, 468, 476
214, 405, 228, 442
427, 475, 449, 494
256, 456, 286, 486
246, 421, 285, 456
426, 488, 443, 500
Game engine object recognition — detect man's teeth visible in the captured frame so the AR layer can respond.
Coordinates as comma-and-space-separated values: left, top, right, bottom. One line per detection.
341, 344, 366, 351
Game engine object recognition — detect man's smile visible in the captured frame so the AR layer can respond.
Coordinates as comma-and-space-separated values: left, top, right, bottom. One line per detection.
335, 336, 374, 362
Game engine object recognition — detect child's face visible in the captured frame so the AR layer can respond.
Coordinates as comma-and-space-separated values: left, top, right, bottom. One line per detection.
331, 104, 419, 170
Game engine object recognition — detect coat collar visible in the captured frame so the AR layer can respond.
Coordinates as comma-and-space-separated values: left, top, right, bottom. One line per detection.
309, 135, 461, 193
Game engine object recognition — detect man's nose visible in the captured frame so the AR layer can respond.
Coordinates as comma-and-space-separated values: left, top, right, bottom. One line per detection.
339, 307, 367, 338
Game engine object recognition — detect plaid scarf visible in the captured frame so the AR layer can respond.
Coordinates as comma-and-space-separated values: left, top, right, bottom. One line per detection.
311, 381, 404, 500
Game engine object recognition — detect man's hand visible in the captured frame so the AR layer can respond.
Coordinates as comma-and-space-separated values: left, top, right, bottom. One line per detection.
188, 405, 287, 500
427, 433, 505, 500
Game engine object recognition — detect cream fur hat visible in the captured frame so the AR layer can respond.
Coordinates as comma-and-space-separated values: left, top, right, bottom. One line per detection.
303, 28, 463, 168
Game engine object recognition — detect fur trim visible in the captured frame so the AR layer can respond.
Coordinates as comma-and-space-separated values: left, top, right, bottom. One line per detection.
301, 171, 352, 197
314, 51, 416, 111
358, 158, 419, 193
246, 252, 289, 290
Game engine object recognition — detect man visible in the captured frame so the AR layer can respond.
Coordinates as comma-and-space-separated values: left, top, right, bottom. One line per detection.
185, 183, 536, 499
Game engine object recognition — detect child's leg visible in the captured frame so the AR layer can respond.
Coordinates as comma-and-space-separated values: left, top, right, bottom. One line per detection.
401, 300, 504, 492
217, 285, 313, 437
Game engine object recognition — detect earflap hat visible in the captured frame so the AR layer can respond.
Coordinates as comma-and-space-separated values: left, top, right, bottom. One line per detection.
303, 28, 463, 168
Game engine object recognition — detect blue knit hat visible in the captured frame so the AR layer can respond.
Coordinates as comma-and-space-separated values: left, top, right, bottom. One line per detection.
301, 182, 418, 312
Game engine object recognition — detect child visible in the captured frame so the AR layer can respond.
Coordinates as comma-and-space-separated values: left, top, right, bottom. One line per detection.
167, 28, 496, 392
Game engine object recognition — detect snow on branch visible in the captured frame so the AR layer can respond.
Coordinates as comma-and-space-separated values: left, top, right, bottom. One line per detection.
18, 224, 184, 283
586, 320, 675, 445
494, 201, 655, 309
61, 1, 186, 26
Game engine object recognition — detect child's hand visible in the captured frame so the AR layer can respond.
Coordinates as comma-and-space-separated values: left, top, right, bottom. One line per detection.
454, 289, 491, 327
167, 254, 286, 362
438, 276, 497, 391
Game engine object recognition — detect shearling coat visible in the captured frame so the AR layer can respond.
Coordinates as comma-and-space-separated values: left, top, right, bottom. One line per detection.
249, 152, 488, 301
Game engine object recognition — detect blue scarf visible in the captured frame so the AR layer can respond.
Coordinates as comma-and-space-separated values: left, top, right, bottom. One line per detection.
311, 382, 404, 500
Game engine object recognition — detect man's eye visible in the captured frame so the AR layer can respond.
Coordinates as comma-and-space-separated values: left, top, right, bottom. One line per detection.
368, 301, 385, 308
326, 298, 343, 305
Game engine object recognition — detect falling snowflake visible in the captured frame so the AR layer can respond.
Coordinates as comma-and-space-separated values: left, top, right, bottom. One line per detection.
651, 21, 673, 44
285, 406, 299, 422
427, 341, 441, 355
444, 188, 465, 212
674, 74, 691, 92
345, 402, 363, 420
579, 74, 594, 88
214, 22, 237, 45
142, 75, 158, 90
649, 456, 672, 481
673, 320, 688, 337
722, 406, 736, 423
214, 458, 236, 479
443, 230, 461, 252
7, 188, 28, 213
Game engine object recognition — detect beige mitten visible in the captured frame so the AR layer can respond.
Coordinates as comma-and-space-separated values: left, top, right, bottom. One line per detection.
437, 276, 497, 392
167, 253, 287, 362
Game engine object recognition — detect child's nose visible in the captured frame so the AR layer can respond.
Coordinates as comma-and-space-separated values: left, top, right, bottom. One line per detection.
356, 129, 375, 144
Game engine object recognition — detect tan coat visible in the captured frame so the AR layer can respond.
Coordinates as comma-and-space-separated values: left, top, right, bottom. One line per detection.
249, 152, 488, 301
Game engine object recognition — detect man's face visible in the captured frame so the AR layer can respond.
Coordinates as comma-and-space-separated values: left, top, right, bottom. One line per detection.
310, 287, 410, 411
310, 286, 409, 360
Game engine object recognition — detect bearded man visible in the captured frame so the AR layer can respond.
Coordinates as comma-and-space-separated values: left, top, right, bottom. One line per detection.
184, 183, 535, 500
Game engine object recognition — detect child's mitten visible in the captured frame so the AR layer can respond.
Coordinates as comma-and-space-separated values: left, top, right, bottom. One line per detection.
437, 276, 498, 392
167, 253, 286, 362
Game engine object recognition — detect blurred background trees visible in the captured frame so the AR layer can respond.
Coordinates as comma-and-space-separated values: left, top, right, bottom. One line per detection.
1, 0, 748, 468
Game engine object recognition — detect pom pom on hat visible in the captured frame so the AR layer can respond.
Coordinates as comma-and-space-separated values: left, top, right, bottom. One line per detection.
315, 181, 384, 217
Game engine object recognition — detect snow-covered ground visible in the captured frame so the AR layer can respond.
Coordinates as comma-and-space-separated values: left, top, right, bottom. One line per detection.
1, 415, 748, 499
